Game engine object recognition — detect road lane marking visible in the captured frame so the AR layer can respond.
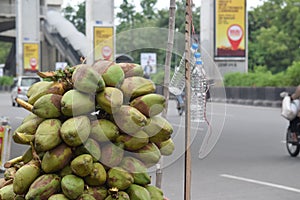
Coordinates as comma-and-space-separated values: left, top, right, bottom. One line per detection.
207, 112, 233, 117
220, 174, 300, 193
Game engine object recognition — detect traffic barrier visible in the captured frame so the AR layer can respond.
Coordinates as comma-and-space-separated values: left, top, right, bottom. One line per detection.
213, 86, 296, 107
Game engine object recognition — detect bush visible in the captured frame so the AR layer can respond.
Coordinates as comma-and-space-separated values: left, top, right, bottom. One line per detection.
285, 61, 300, 86
224, 66, 291, 87
150, 66, 166, 86
155, 62, 298, 87
0, 76, 14, 86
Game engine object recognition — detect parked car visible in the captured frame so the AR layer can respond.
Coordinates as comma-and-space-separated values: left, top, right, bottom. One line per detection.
11, 76, 42, 107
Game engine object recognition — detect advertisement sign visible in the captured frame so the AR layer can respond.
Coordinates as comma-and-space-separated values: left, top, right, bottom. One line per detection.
55, 62, 68, 71
140, 53, 157, 78
93, 27, 114, 61
23, 43, 39, 72
215, 0, 246, 58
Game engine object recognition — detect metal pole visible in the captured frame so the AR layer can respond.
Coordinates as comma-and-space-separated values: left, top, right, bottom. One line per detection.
156, 0, 176, 189
184, 0, 192, 199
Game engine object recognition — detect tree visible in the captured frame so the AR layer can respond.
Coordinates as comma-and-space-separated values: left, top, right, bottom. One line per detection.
248, 0, 300, 73
62, 2, 86, 34
116, 0, 136, 24
140, 0, 158, 19
116, 0, 136, 34
0, 42, 12, 64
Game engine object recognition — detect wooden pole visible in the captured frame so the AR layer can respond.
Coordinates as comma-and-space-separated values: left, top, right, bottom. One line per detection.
184, 0, 192, 199
162, 1, 176, 117
156, 0, 176, 189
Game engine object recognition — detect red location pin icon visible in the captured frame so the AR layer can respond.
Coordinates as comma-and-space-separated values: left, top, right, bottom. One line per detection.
30, 58, 37, 70
102, 46, 112, 60
227, 24, 243, 50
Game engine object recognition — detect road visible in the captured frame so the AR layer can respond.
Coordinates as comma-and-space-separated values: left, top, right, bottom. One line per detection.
160, 99, 299, 200
0, 92, 299, 199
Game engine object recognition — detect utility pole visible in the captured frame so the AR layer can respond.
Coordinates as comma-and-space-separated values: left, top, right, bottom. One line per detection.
156, 0, 176, 189
184, 0, 192, 199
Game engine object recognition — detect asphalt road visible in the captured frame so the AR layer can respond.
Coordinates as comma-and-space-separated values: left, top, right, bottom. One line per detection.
0, 92, 299, 200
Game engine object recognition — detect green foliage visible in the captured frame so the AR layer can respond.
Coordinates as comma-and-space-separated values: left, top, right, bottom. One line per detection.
62, 2, 86, 34
140, 0, 158, 19
150, 66, 165, 85
224, 64, 300, 87
248, 0, 300, 73
0, 42, 12, 64
116, 0, 136, 25
0, 76, 14, 86
285, 61, 300, 86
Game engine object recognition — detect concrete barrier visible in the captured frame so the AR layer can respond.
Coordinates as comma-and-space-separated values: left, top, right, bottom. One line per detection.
155, 85, 296, 107
215, 86, 296, 107
0, 86, 12, 92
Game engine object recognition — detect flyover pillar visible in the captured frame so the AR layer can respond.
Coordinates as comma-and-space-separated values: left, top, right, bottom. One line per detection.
86, 0, 115, 65
16, 0, 40, 76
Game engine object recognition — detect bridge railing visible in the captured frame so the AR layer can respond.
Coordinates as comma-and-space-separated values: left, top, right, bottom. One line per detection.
0, 4, 15, 18
0, 3, 47, 18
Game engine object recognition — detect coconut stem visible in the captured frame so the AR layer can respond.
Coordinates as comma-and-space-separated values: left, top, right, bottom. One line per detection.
37, 71, 56, 78
4, 156, 23, 168
0, 179, 13, 188
15, 98, 33, 112
30, 141, 41, 164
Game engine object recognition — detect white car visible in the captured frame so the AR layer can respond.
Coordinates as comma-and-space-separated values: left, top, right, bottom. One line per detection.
11, 76, 42, 107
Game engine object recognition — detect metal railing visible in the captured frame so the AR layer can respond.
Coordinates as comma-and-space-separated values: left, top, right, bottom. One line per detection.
0, 3, 47, 18
0, 4, 15, 18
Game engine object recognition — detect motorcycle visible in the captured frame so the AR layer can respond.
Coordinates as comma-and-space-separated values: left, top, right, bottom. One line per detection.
176, 92, 185, 116
281, 92, 300, 157
175, 89, 211, 116
285, 117, 300, 157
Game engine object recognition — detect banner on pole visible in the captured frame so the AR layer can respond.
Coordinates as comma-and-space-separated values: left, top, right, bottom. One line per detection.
214, 0, 246, 59
93, 26, 114, 62
23, 43, 39, 72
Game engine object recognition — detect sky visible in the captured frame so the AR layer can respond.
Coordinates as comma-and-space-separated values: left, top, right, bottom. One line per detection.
62, 0, 266, 11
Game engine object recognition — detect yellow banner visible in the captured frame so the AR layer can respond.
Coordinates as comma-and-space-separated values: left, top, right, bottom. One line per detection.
94, 27, 114, 61
23, 43, 39, 71
215, 0, 246, 57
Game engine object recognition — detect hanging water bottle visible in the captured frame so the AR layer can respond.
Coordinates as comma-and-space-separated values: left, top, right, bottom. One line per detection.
191, 52, 201, 121
191, 52, 208, 122
169, 43, 198, 95
191, 52, 201, 91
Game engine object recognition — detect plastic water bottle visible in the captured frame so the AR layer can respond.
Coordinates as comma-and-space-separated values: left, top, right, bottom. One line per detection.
191, 52, 207, 122
169, 43, 198, 95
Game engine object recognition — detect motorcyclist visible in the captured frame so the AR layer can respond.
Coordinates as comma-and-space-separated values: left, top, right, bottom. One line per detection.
176, 90, 185, 115
291, 85, 300, 101
281, 86, 300, 120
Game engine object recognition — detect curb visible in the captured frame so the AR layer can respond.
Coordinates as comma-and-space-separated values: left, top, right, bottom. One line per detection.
212, 98, 282, 108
